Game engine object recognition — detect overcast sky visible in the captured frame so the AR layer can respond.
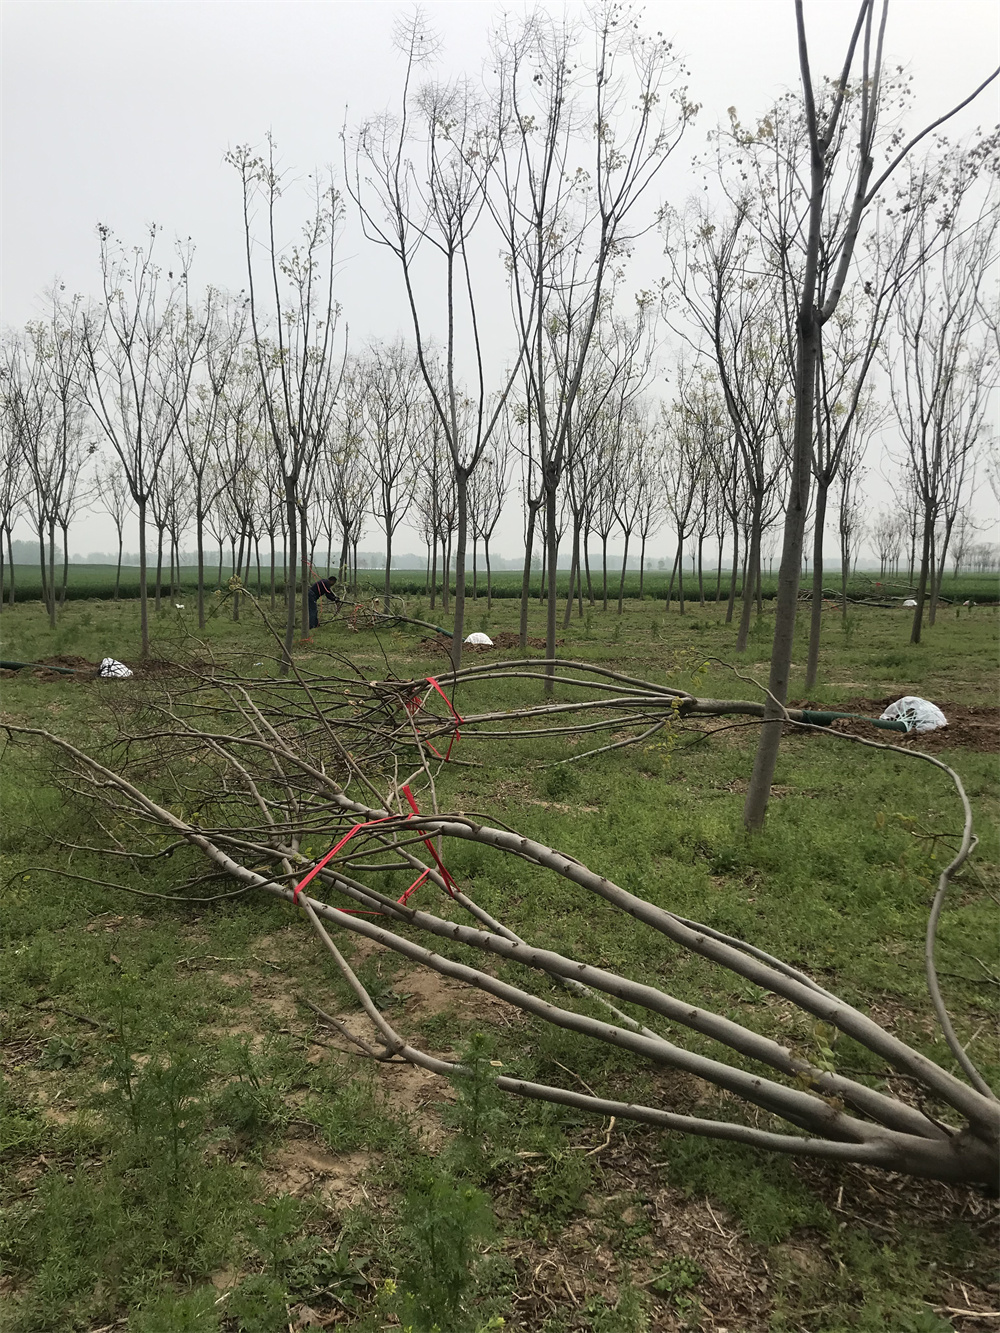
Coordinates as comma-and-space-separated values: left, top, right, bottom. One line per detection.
2, 0, 998, 562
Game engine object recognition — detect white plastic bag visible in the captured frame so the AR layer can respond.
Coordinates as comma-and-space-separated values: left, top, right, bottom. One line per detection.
879, 696, 947, 733
902, 598, 917, 607
98, 657, 133, 679
464, 632, 494, 647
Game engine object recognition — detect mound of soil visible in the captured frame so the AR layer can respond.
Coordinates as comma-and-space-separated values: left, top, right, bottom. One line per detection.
491, 630, 564, 650
418, 630, 564, 653
795, 696, 999, 753
6, 655, 216, 683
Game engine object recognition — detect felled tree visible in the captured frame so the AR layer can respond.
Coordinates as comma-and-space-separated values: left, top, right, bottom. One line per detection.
9, 649, 996, 1187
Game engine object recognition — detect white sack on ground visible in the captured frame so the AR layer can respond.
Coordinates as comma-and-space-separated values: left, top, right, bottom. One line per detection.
98, 658, 133, 679
880, 696, 947, 732
464, 633, 494, 647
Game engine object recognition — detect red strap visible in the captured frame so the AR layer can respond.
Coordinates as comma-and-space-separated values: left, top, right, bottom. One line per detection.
400, 784, 457, 896
292, 815, 394, 901
291, 790, 457, 912
409, 676, 464, 761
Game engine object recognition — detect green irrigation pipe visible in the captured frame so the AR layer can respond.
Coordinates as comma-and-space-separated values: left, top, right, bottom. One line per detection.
0, 659, 80, 675
799, 710, 908, 733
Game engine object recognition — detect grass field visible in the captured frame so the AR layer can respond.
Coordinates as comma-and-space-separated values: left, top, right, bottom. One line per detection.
1, 590, 997, 1332
2, 561, 998, 606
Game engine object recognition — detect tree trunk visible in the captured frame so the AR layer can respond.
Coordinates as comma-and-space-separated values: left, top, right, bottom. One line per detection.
601, 535, 609, 612
299, 504, 311, 636
743, 294, 821, 831
442, 528, 452, 613
544, 484, 559, 691
930, 517, 954, 626
430, 532, 438, 611
485, 536, 494, 611
138, 494, 150, 659
725, 520, 739, 624
910, 506, 934, 645
5, 528, 14, 606
804, 481, 829, 691
678, 529, 687, 615
736, 516, 762, 653
638, 535, 647, 599
60, 524, 69, 608
281, 479, 297, 673
195, 505, 205, 626
697, 534, 706, 606
38, 531, 51, 628
583, 526, 594, 605
451, 469, 469, 671
563, 521, 580, 629
666, 543, 680, 609
616, 531, 631, 615
518, 502, 538, 649
384, 523, 394, 614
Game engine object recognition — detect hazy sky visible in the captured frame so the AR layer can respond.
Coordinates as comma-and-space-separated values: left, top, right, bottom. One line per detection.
3, 0, 998, 560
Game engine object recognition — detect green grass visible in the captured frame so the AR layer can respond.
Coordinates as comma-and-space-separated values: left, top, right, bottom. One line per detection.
0, 591, 997, 1331
3, 561, 998, 605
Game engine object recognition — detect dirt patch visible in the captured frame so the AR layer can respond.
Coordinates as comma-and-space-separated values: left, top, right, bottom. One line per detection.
9, 655, 216, 683
264, 1140, 371, 1209
822, 698, 999, 753
491, 631, 564, 651
418, 631, 563, 654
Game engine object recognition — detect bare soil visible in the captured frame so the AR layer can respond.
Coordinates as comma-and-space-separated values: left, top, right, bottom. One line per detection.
832, 697, 999, 753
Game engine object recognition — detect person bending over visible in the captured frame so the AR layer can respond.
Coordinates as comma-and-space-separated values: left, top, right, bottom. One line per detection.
308, 576, 340, 629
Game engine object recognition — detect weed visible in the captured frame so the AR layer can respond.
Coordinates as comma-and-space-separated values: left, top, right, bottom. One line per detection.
525, 1146, 592, 1235
648, 1254, 703, 1299
39, 1035, 80, 1069
213, 1037, 290, 1147
444, 1032, 511, 1174
541, 764, 581, 801
582, 1280, 650, 1332
392, 1164, 495, 1333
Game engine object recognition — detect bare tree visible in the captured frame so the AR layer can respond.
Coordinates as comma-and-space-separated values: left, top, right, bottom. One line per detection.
890, 182, 998, 642
870, 508, 904, 579
2, 300, 92, 627
228, 140, 345, 670
356, 340, 425, 608
177, 293, 247, 628
468, 432, 511, 608
348, 20, 522, 668
0, 387, 29, 609
665, 203, 791, 648
835, 430, 868, 616
740, 2, 997, 829
488, 6, 692, 686
80, 227, 206, 657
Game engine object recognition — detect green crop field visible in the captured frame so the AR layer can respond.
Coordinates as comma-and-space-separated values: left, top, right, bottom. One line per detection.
3, 561, 998, 606
1, 590, 997, 1333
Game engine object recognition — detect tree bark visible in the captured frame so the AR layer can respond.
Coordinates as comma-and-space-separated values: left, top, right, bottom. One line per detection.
451, 469, 470, 671
743, 302, 820, 829
804, 480, 829, 690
